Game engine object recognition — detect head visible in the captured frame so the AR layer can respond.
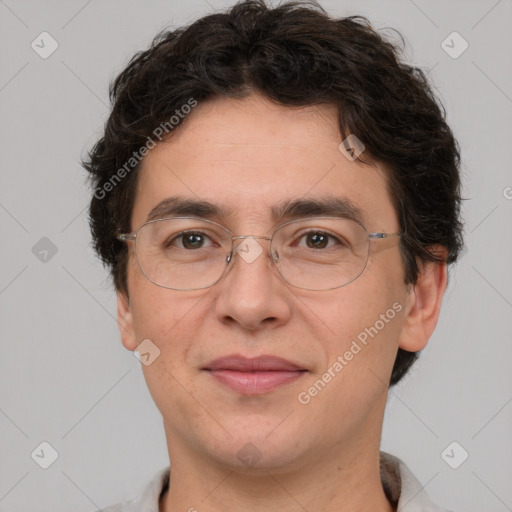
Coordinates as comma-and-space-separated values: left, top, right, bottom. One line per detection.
83, 0, 462, 471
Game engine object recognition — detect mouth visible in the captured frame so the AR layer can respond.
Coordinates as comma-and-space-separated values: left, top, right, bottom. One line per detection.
203, 355, 307, 395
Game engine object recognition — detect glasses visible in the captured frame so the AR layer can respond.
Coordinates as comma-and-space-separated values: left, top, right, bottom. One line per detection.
116, 216, 400, 291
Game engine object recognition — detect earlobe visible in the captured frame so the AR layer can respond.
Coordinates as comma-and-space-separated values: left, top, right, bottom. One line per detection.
398, 253, 448, 352
117, 292, 138, 351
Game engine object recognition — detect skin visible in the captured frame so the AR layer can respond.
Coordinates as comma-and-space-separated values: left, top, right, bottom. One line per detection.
117, 93, 447, 512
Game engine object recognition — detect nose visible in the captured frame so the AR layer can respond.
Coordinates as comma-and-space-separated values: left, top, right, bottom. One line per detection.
214, 237, 293, 332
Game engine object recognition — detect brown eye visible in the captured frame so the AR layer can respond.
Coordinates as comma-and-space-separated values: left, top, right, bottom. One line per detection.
298, 231, 342, 249
181, 233, 205, 249
305, 232, 330, 249
165, 231, 213, 250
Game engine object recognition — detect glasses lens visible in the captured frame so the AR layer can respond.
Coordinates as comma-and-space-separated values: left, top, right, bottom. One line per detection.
135, 218, 231, 290
271, 217, 370, 290
133, 217, 370, 291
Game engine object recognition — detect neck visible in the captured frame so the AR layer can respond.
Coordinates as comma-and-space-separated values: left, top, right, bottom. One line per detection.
159, 431, 395, 512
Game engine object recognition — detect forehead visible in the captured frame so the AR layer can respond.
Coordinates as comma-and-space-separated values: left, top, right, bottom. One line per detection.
132, 94, 398, 231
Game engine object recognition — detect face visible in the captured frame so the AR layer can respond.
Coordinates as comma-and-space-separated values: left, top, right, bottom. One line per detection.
118, 94, 435, 473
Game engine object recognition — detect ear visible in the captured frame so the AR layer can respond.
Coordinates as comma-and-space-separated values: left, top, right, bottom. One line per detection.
398, 249, 448, 352
117, 291, 138, 351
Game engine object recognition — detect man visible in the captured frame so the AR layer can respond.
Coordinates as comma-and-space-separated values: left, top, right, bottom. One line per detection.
84, 1, 462, 510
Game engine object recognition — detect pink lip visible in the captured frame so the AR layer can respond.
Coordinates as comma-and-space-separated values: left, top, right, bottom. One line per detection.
204, 355, 307, 395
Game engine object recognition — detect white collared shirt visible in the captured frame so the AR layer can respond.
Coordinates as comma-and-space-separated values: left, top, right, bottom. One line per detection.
95, 452, 452, 512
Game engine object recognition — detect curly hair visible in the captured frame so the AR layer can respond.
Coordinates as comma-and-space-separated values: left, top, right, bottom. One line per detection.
82, 0, 463, 386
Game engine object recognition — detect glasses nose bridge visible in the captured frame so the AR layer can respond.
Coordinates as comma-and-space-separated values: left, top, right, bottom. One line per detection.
229, 234, 274, 254
231, 234, 272, 242
228, 234, 277, 266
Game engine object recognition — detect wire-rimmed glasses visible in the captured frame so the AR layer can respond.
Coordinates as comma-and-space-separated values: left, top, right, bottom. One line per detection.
116, 216, 400, 291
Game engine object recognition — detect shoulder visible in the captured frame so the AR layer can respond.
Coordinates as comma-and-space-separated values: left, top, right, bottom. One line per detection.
381, 452, 454, 512
88, 466, 170, 512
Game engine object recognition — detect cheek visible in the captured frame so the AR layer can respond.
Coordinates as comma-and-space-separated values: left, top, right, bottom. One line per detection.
320, 254, 408, 375
127, 257, 201, 355
128, 277, 206, 415
326, 292, 404, 373
301, 279, 407, 424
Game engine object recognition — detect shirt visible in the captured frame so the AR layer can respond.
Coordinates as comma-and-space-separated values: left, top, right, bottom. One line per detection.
95, 452, 452, 512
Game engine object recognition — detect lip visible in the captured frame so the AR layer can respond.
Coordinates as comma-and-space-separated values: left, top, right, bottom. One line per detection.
203, 355, 307, 395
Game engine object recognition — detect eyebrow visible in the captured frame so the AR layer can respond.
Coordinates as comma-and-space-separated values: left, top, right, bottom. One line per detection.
145, 195, 365, 225
146, 197, 233, 222
271, 196, 364, 224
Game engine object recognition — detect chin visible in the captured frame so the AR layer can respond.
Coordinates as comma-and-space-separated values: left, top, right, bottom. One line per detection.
196, 424, 311, 472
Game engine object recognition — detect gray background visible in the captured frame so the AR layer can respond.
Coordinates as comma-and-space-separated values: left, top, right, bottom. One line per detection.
0, 0, 511, 510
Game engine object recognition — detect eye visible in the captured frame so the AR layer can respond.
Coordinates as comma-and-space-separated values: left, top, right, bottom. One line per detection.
166, 231, 215, 250
297, 231, 341, 249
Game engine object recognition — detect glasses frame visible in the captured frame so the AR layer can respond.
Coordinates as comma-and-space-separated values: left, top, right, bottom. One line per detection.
116, 216, 400, 291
